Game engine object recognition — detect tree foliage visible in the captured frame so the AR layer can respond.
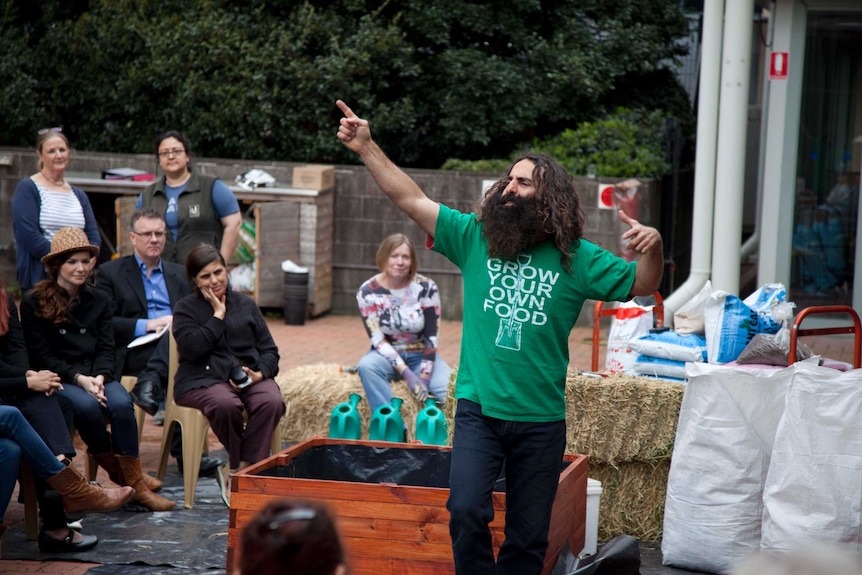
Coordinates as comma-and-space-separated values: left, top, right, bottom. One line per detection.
0, 0, 693, 168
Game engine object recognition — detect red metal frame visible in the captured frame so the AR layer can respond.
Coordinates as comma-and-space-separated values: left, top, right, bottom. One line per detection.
591, 292, 664, 372
789, 305, 861, 368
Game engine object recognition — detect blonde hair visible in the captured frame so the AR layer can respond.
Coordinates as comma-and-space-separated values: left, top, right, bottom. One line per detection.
375, 234, 417, 282
36, 130, 71, 171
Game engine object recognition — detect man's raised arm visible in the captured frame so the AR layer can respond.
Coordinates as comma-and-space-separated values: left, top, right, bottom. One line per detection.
336, 99, 439, 236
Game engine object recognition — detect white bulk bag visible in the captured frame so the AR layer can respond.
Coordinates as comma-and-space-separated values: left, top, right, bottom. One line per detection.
661, 361, 797, 573
761, 362, 862, 551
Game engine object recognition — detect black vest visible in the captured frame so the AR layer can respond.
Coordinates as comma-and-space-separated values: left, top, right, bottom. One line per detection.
141, 172, 221, 265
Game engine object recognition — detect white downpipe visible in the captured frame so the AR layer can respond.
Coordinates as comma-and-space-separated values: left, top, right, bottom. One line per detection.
710, 0, 755, 293
663, 0, 725, 318
741, 2, 777, 264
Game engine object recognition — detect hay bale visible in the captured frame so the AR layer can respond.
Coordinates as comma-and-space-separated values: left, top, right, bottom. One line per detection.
566, 372, 683, 463
590, 461, 669, 541
566, 371, 684, 540
275, 363, 452, 443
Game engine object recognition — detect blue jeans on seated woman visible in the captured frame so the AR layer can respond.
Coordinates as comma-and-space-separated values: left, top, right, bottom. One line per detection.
0, 405, 66, 522
357, 349, 451, 412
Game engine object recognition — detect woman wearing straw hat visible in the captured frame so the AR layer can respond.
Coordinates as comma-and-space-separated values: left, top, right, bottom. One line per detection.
19, 227, 175, 512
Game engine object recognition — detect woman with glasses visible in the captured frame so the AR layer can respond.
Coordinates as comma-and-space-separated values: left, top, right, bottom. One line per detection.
12, 128, 101, 291
136, 131, 242, 266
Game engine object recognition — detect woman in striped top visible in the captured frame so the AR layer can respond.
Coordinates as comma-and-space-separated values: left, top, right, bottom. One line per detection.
12, 128, 101, 291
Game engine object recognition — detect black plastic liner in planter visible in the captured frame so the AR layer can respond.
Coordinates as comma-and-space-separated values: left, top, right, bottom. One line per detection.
256, 443, 572, 493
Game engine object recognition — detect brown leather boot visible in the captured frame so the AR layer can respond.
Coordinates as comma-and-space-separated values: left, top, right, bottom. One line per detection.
116, 455, 176, 511
45, 466, 134, 515
93, 452, 163, 492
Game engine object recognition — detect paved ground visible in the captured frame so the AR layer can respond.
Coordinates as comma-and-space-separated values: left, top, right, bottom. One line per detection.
1, 311, 856, 574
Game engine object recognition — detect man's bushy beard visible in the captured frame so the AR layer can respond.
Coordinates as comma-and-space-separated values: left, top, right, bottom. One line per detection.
481, 191, 546, 261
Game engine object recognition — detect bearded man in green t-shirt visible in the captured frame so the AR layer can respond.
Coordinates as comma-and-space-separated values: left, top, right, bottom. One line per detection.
336, 99, 663, 575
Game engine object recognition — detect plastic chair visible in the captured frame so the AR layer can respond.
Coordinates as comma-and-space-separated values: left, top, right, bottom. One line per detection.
156, 331, 283, 508
156, 331, 222, 508
591, 291, 664, 372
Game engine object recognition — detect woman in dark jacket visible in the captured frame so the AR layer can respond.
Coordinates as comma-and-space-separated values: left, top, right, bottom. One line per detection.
20, 227, 175, 512
0, 273, 127, 551
173, 243, 284, 481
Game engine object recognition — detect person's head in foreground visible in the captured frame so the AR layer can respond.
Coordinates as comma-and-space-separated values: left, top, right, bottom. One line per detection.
239, 499, 347, 575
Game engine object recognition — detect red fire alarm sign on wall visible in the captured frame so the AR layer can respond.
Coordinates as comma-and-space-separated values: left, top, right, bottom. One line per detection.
770, 52, 789, 80
598, 184, 615, 210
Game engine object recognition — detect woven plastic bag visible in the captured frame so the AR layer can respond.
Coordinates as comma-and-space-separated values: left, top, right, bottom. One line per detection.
761, 362, 862, 551
604, 301, 653, 373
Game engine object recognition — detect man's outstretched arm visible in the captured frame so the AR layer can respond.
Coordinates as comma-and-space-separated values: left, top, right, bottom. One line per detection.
336, 99, 439, 236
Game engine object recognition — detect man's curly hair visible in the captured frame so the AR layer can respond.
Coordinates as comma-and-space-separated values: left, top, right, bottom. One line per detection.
476, 152, 586, 271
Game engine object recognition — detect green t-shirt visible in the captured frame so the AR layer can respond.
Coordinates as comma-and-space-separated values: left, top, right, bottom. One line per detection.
433, 204, 637, 422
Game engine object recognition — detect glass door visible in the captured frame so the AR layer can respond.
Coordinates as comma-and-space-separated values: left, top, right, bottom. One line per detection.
792, 11, 862, 309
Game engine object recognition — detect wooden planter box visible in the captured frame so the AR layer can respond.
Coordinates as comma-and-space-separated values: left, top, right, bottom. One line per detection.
227, 438, 588, 575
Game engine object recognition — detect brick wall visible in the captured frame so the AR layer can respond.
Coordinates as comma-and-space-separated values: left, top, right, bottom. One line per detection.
0, 147, 660, 320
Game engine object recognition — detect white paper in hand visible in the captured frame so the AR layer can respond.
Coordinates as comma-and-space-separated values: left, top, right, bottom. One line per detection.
127, 323, 170, 348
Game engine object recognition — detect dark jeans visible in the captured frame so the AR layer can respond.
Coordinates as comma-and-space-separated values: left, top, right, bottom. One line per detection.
12, 392, 75, 457
447, 399, 566, 575
133, 335, 170, 395
56, 379, 138, 457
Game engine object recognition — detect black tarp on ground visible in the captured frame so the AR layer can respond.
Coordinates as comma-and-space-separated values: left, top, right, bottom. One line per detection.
4, 452, 229, 573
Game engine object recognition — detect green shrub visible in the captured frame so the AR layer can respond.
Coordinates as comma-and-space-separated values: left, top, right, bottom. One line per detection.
532, 108, 670, 178
441, 108, 670, 177
440, 158, 511, 173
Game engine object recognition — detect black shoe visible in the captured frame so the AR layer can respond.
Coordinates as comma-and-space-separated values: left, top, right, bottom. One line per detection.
38, 529, 99, 553
177, 454, 225, 478
130, 379, 159, 416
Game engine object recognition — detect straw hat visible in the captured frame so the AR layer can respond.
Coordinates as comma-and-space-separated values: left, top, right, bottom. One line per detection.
41, 227, 99, 265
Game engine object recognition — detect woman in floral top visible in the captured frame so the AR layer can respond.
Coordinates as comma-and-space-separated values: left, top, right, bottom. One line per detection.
356, 234, 451, 411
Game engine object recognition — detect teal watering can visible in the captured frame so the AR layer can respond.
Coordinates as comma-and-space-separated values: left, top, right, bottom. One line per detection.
414, 398, 448, 445
369, 397, 405, 442
329, 393, 362, 440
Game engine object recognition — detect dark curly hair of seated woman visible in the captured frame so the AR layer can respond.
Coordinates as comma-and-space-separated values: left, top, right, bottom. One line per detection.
239, 499, 347, 575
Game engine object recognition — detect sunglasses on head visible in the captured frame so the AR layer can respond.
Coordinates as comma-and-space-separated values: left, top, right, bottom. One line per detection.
267, 508, 317, 531
38, 127, 63, 135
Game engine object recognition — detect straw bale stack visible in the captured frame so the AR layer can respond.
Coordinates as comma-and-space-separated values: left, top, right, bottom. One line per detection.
445, 368, 683, 540
566, 371, 684, 541
276, 364, 682, 541
275, 363, 453, 443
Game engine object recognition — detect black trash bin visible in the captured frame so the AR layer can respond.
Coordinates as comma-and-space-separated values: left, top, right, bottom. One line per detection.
283, 271, 309, 325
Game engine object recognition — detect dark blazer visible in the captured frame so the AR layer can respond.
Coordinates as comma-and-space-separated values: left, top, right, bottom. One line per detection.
94, 255, 190, 379
0, 293, 31, 396
20, 287, 116, 384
